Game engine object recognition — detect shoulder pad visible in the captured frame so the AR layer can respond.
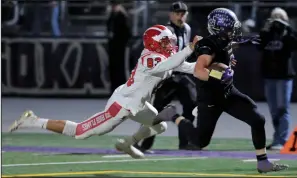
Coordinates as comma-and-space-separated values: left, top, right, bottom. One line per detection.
197, 35, 219, 48
194, 35, 219, 56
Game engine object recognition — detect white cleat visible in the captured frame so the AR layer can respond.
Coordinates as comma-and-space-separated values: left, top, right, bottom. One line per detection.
115, 139, 145, 159
8, 110, 38, 132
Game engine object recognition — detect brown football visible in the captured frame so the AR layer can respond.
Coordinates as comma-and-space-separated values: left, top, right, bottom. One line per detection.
208, 62, 229, 72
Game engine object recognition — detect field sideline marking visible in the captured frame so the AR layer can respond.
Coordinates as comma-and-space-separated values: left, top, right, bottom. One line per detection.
2, 170, 295, 178
242, 159, 280, 163
102, 154, 131, 158
2, 157, 207, 167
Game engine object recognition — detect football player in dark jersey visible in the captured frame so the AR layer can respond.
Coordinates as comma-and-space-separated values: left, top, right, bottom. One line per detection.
162, 8, 289, 173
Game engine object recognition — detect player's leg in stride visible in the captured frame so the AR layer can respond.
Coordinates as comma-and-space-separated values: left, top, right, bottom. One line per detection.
115, 102, 167, 158
8, 102, 168, 159
9, 102, 129, 139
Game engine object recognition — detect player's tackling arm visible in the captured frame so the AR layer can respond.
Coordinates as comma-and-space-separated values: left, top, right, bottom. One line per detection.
143, 46, 193, 74
173, 61, 196, 74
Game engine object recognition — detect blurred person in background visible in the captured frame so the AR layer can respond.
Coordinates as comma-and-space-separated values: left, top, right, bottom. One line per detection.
51, 0, 61, 36
259, 7, 297, 150
135, 1, 197, 152
107, 0, 132, 93
22, 0, 61, 36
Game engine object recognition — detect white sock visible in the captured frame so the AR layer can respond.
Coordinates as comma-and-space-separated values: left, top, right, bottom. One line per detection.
256, 148, 267, 155
36, 118, 48, 129
62, 120, 78, 137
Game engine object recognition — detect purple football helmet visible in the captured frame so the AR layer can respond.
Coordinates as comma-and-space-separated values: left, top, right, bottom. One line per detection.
207, 8, 242, 40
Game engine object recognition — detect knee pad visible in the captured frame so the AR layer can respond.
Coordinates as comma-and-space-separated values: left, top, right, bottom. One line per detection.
62, 121, 78, 137
151, 121, 167, 134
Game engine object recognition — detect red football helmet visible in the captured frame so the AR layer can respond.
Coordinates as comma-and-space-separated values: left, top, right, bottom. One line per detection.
143, 25, 177, 57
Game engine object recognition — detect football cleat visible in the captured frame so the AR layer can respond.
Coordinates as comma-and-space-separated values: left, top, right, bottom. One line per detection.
8, 110, 37, 132
257, 160, 289, 173
115, 138, 145, 159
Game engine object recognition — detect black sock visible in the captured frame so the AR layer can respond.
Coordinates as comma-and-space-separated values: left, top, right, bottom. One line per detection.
171, 114, 181, 123
256, 154, 268, 161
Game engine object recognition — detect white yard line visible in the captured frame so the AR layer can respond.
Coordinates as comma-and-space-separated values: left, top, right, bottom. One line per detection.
242, 158, 280, 163
102, 154, 131, 158
3, 156, 207, 167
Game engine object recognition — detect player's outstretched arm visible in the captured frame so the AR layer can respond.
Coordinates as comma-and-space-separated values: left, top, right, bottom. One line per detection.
173, 61, 196, 74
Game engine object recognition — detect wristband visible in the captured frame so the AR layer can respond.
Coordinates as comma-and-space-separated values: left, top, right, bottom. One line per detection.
207, 69, 223, 84
209, 69, 223, 80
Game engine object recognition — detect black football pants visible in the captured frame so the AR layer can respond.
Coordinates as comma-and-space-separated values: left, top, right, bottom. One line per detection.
179, 87, 267, 150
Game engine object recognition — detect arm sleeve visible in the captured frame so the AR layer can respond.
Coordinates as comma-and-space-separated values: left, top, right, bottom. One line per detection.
143, 46, 193, 74
173, 62, 196, 74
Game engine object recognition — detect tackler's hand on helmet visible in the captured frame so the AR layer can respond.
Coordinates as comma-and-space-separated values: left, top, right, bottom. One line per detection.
207, 8, 242, 41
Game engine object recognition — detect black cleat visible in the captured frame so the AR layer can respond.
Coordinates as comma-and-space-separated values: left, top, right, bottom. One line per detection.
257, 160, 289, 173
